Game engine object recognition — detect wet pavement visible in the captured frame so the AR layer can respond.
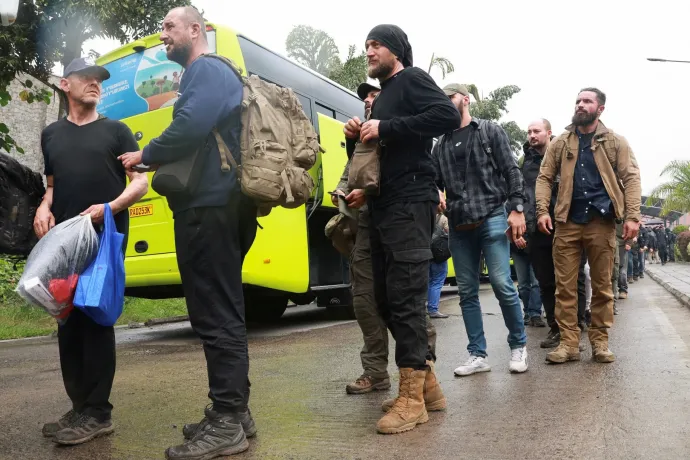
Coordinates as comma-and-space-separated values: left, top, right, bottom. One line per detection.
2, 280, 690, 460
646, 261, 690, 308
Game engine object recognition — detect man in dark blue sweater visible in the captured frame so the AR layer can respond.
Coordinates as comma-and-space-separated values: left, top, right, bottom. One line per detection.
119, 6, 257, 459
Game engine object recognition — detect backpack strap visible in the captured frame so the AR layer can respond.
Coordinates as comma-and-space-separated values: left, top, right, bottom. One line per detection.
199, 53, 245, 178
477, 119, 497, 170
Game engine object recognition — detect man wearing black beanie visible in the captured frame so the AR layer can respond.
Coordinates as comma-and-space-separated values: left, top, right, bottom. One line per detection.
344, 24, 460, 435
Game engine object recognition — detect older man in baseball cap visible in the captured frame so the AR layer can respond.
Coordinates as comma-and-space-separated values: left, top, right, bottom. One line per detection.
36, 56, 148, 446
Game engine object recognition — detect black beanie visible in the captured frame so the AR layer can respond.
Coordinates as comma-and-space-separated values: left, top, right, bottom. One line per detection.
366, 24, 413, 68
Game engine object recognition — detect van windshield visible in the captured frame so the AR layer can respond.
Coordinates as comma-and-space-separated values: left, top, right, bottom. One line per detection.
97, 31, 217, 120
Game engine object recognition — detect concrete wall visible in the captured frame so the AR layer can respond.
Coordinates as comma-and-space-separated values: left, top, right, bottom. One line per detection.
0, 74, 61, 174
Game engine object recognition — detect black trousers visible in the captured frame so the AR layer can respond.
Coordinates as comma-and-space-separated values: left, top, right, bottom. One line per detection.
659, 246, 668, 264
668, 244, 675, 262
369, 201, 435, 369
528, 231, 586, 332
174, 192, 257, 413
58, 308, 116, 422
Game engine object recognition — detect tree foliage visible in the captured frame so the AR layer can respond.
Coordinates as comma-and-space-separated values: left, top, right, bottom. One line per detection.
427, 53, 454, 79
463, 84, 526, 153
0, 0, 191, 154
647, 160, 690, 216
286, 25, 341, 76
328, 45, 367, 92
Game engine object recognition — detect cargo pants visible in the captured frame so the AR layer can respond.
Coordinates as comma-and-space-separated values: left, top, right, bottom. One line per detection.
350, 207, 437, 379
553, 216, 616, 348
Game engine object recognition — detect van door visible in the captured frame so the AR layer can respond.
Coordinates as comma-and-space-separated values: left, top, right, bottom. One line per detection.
316, 113, 349, 208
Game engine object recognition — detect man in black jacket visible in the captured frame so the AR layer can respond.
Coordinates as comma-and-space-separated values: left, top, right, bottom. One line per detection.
666, 228, 676, 262
520, 120, 588, 349
657, 227, 668, 265
343, 24, 459, 434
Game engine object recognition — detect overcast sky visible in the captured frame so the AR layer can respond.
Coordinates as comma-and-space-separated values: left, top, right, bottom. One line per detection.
80, 0, 690, 194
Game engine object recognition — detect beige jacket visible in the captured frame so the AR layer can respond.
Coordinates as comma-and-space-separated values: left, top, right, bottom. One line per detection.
535, 121, 641, 224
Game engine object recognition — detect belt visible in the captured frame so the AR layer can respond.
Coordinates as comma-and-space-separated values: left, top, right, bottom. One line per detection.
454, 220, 484, 231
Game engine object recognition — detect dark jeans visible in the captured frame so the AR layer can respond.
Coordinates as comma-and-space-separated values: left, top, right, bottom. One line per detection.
58, 308, 116, 422
369, 201, 435, 370
528, 231, 586, 332
174, 192, 257, 413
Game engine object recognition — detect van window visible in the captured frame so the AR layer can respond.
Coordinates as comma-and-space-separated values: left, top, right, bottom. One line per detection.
97, 31, 217, 121
315, 102, 335, 119
296, 93, 312, 122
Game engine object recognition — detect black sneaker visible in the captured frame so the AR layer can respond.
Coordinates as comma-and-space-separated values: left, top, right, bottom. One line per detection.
53, 414, 114, 445
530, 316, 547, 327
42, 409, 80, 438
540, 329, 561, 348
167, 408, 248, 459
183, 407, 257, 440
523, 314, 530, 325
585, 310, 592, 326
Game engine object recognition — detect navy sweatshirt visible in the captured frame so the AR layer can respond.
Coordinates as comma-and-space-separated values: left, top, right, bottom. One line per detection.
142, 55, 242, 214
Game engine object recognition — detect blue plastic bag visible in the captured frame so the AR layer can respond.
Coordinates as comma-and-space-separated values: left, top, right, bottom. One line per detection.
73, 204, 125, 326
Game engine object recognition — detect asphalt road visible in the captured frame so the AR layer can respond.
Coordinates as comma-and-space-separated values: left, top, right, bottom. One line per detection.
1, 280, 689, 460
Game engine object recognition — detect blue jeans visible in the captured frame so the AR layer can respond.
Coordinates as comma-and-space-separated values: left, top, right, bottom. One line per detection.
512, 250, 542, 318
627, 249, 633, 277
427, 261, 448, 313
449, 209, 527, 357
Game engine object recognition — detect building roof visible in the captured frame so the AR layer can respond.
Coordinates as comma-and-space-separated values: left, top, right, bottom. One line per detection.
640, 195, 684, 221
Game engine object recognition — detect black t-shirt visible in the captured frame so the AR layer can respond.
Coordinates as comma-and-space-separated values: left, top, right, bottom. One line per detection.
451, 125, 471, 180
41, 117, 139, 237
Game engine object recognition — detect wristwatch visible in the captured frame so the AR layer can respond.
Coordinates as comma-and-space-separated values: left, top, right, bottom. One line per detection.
512, 203, 524, 213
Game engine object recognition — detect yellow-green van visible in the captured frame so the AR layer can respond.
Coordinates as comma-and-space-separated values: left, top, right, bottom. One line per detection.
95, 22, 456, 320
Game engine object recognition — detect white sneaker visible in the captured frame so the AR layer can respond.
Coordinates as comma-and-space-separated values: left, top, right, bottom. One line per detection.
509, 346, 528, 373
454, 355, 491, 376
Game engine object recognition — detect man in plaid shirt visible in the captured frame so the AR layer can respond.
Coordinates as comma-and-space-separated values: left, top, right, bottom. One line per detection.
433, 83, 528, 375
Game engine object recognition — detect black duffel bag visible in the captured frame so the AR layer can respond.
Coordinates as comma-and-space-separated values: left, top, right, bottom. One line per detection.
0, 152, 45, 256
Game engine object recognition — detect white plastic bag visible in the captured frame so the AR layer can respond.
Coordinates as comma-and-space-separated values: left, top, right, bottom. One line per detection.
15, 215, 99, 321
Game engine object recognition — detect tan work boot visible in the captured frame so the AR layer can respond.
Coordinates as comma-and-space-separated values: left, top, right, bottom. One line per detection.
381, 361, 446, 412
346, 374, 391, 394
376, 368, 428, 434
592, 343, 616, 363
545, 344, 581, 364
618, 291, 628, 299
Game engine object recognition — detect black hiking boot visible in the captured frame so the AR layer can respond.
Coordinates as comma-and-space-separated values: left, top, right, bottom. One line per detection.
540, 329, 560, 348
167, 408, 248, 459
183, 407, 257, 440
530, 316, 547, 327
53, 414, 114, 445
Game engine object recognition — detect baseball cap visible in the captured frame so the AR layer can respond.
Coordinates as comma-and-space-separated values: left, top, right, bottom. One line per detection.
443, 83, 469, 97
357, 81, 381, 101
63, 57, 110, 81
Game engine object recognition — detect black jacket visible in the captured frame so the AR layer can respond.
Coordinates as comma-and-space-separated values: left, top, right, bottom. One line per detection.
521, 140, 558, 234
656, 228, 667, 246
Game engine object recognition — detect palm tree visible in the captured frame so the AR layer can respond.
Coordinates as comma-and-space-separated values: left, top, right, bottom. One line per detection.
427, 53, 455, 79
647, 160, 690, 215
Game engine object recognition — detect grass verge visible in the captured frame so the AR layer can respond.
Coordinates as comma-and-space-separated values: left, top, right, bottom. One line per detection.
0, 292, 188, 341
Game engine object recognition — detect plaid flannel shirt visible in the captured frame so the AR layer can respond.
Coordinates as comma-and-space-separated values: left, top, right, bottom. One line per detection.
433, 118, 525, 226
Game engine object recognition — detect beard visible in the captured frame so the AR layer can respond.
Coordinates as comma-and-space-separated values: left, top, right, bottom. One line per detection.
167, 40, 192, 66
572, 110, 598, 126
368, 60, 394, 80
529, 139, 545, 149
